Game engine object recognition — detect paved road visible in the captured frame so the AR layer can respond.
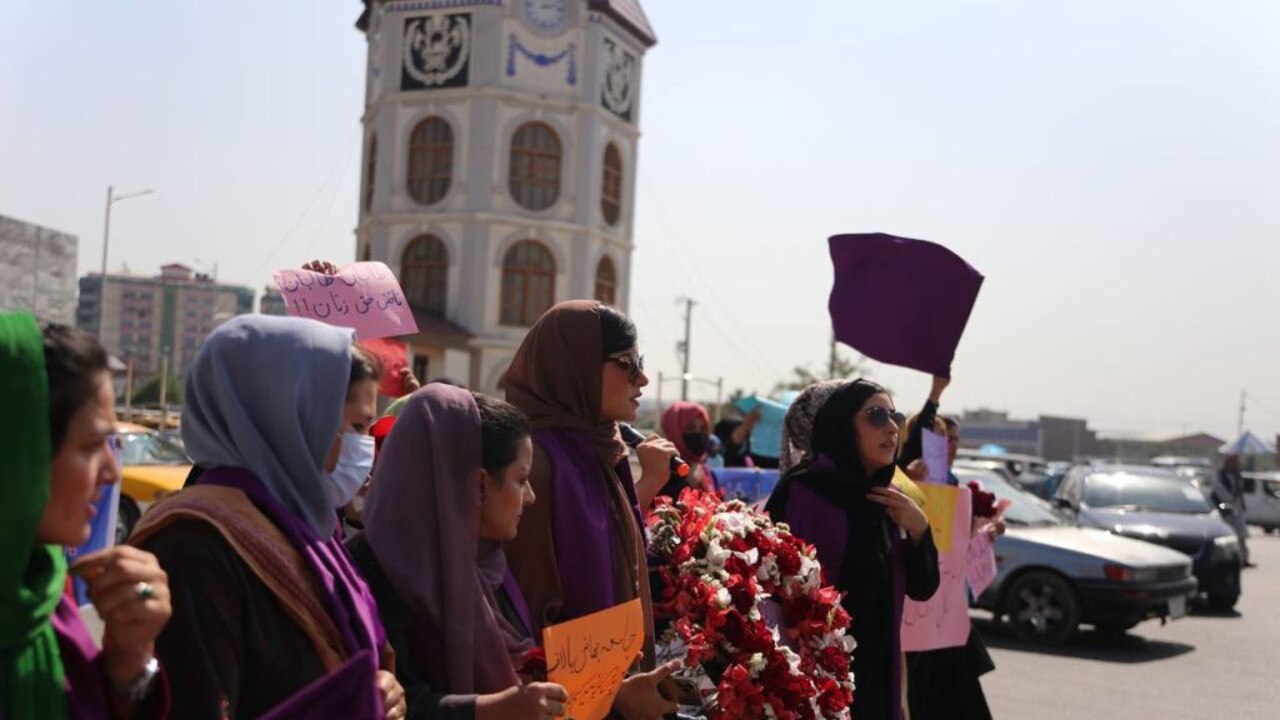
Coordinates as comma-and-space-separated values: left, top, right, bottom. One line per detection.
977, 529, 1280, 719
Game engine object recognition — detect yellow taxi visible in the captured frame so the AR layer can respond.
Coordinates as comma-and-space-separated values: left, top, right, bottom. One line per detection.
115, 422, 192, 542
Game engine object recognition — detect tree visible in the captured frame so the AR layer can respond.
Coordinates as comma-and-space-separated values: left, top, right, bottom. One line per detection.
132, 374, 183, 406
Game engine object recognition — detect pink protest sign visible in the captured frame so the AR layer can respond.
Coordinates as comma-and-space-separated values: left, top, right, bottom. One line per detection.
902, 485, 972, 652
966, 530, 998, 599
273, 262, 418, 340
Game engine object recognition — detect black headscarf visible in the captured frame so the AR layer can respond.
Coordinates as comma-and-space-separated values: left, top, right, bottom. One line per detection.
766, 379, 896, 516
764, 378, 909, 720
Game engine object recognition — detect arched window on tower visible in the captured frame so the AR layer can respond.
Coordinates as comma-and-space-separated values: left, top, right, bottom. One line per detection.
363, 135, 377, 214
361, 244, 372, 262
407, 117, 454, 205
509, 122, 562, 211
594, 256, 617, 306
601, 143, 623, 226
401, 235, 449, 317
501, 240, 556, 326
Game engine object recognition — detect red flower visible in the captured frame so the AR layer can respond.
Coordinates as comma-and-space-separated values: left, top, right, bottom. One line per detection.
968, 481, 998, 518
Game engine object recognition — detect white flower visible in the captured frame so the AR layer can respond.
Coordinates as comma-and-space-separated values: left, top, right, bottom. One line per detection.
714, 587, 731, 609
705, 538, 731, 570
747, 652, 768, 674
841, 634, 857, 653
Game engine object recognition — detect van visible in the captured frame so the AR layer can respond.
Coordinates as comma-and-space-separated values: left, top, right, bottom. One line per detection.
1242, 472, 1280, 533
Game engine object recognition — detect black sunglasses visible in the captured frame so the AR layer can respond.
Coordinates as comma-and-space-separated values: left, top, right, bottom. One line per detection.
862, 406, 906, 428
607, 352, 645, 383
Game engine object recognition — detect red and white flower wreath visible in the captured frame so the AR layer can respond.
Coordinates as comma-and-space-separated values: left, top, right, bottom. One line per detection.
649, 488, 857, 720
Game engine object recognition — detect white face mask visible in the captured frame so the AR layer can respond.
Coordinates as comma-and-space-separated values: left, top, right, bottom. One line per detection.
325, 433, 375, 509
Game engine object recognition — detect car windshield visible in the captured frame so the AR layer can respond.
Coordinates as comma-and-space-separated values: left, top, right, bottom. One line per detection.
954, 467, 1062, 527
1083, 472, 1211, 514
119, 432, 190, 466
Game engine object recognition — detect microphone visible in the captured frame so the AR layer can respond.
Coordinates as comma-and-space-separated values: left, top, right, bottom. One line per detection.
618, 423, 690, 478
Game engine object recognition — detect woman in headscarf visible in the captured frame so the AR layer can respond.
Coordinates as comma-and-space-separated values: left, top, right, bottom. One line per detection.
895, 377, 996, 720
347, 385, 569, 719
129, 315, 406, 719
1, 313, 171, 719
765, 379, 940, 720
654, 401, 717, 502
502, 300, 682, 720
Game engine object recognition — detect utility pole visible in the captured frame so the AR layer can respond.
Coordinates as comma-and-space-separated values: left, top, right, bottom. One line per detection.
677, 297, 696, 401
158, 351, 169, 430
98, 185, 154, 339
1238, 389, 1246, 436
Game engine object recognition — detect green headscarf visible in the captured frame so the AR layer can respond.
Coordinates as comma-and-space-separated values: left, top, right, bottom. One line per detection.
0, 311, 69, 720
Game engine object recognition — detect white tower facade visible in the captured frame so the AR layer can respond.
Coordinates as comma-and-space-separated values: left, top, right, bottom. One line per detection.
355, 0, 655, 391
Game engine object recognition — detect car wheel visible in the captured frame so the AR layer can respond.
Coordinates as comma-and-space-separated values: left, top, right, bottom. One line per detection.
116, 496, 141, 546
1004, 571, 1080, 645
1206, 593, 1239, 611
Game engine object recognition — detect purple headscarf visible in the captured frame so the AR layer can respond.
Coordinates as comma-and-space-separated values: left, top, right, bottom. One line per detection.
361, 385, 531, 694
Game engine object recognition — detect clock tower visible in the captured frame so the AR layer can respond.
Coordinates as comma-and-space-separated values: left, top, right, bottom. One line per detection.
354, 1, 656, 391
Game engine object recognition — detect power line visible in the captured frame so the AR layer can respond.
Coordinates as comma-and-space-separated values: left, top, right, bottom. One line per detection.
248, 129, 361, 287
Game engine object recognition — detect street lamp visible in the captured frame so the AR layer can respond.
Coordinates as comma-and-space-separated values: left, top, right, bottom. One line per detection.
98, 185, 154, 333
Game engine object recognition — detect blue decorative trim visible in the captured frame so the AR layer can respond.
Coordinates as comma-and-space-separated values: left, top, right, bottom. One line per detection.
385, 0, 501, 12
506, 34, 577, 86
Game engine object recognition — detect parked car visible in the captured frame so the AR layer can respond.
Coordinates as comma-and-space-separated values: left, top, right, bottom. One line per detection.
1149, 455, 1216, 501
958, 455, 1057, 499
1054, 464, 1242, 610
956, 466, 1196, 644
1242, 471, 1280, 533
115, 422, 192, 543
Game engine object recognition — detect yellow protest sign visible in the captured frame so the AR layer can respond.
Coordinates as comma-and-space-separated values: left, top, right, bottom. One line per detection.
543, 598, 645, 720
916, 483, 967, 553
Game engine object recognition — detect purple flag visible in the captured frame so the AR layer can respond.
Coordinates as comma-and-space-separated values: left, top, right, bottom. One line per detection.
828, 233, 983, 377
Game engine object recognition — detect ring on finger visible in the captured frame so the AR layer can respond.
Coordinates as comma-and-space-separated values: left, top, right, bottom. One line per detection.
135, 581, 157, 601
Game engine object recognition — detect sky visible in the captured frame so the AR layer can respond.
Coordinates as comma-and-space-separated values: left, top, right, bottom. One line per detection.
2, 1, 1277, 443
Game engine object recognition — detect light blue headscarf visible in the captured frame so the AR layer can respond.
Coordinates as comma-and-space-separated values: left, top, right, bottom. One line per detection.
182, 315, 353, 536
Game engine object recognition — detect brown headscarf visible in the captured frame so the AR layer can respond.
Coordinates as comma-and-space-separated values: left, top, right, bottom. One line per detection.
503, 300, 628, 466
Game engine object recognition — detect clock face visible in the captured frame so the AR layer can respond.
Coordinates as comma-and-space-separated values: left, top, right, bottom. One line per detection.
523, 0, 567, 30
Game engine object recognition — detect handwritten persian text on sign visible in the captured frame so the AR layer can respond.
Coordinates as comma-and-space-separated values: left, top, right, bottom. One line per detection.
273, 262, 418, 340
543, 598, 644, 720
966, 530, 999, 599
902, 485, 972, 652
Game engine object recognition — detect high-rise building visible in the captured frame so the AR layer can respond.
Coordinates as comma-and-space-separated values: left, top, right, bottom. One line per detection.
354, 0, 656, 390
77, 264, 254, 377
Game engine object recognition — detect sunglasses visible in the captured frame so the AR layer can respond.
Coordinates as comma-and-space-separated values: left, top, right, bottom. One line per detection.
607, 352, 645, 383
862, 406, 906, 428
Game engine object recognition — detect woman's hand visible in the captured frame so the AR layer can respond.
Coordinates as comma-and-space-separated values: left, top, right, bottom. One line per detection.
929, 375, 951, 403
72, 546, 171, 688
476, 682, 569, 720
635, 434, 679, 508
905, 459, 929, 483
303, 259, 340, 275
398, 368, 421, 394
377, 670, 406, 719
866, 487, 930, 544
612, 660, 681, 720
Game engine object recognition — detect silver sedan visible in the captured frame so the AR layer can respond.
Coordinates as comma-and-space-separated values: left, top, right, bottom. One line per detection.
956, 465, 1197, 645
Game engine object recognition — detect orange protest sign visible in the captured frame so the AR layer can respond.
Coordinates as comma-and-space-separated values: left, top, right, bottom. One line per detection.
542, 598, 644, 720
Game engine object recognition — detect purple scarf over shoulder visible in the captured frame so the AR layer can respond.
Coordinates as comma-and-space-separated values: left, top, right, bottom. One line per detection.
777, 457, 908, 720
197, 467, 385, 657
537, 428, 644, 619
